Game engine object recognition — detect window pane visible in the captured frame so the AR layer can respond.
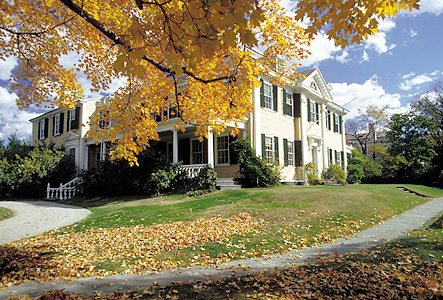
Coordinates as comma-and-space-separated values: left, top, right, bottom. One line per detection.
265, 136, 274, 164
263, 83, 272, 109
217, 136, 229, 164
192, 140, 203, 164
287, 141, 294, 166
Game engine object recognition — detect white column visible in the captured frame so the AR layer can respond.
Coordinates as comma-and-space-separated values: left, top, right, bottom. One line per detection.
252, 86, 262, 156
173, 129, 178, 163
341, 118, 347, 173
321, 103, 328, 170
207, 127, 214, 167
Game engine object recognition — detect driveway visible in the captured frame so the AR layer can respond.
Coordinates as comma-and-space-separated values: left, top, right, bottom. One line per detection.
0, 201, 90, 245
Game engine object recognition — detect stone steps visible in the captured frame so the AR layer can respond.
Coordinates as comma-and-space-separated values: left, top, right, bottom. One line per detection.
216, 178, 243, 190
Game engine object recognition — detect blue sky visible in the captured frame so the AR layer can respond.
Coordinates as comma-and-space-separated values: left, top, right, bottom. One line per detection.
0, 0, 442, 140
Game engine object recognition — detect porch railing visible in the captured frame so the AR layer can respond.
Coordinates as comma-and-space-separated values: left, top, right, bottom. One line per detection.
46, 177, 79, 201
181, 164, 207, 178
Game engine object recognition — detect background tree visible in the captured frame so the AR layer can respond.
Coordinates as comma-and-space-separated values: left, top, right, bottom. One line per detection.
0, 137, 75, 197
387, 113, 439, 184
1, 0, 420, 163
345, 104, 389, 157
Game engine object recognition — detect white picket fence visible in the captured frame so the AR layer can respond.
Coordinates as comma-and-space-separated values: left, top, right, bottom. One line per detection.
46, 177, 79, 200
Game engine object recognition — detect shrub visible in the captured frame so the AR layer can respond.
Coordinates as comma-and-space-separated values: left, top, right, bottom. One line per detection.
79, 149, 217, 197
0, 137, 75, 197
231, 138, 280, 187
304, 162, 322, 185
185, 165, 217, 197
322, 164, 346, 185
144, 163, 187, 196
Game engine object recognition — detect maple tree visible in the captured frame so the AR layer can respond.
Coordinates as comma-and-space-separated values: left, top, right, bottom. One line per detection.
0, 0, 419, 164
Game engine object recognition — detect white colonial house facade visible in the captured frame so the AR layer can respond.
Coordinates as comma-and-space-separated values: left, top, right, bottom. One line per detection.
30, 68, 349, 184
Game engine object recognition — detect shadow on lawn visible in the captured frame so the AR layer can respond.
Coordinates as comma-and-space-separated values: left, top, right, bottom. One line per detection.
0, 244, 62, 287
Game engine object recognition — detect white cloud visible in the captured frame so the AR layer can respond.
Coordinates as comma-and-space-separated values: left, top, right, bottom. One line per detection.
330, 76, 402, 119
402, 72, 416, 79
362, 50, 369, 62
299, 33, 340, 67
377, 18, 396, 32
0, 87, 39, 141
414, 0, 443, 15
364, 32, 396, 54
0, 56, 17, 81
409, 29, 418, 37
399, 71, 440, 91
336, 50, 350, 63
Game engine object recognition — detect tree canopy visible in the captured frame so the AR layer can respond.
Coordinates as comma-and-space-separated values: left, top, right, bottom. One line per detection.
387, 82, 442, 184
0, 0, 420, 163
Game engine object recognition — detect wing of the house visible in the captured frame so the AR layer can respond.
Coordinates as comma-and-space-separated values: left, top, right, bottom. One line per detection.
30, 68, 349, 184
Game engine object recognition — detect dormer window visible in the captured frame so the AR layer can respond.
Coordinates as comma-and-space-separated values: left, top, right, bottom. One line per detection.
310, 82, 317, 91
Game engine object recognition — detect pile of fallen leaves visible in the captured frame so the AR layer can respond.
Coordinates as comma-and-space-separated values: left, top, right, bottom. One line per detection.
7, 250, 443, 299
0, 213, 261, 287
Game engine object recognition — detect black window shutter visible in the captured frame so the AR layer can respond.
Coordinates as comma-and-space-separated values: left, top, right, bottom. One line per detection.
307, 98, 311, 122
260, 79, 264, 107
261, 134, 266, 158
315, 102, 319, 124
38, 120, 41, 139
295, 140, 302, 166
283, 89, 287, 115
283, 138, 288, 166
44, 118, 49, 138
273, 85, 278, 111
274, 136, 279, 163
333, 113, 337, 132
229, 135, 238, 165
327, 110, 331, 130
293, 93, 301, 117
66, 110, 70, 131
60, 113, 64, 134
73, 107, 80, 129
52, 116, 56, 136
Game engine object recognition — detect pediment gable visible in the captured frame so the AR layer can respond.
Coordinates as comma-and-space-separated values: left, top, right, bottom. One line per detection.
299, 68, 333, 101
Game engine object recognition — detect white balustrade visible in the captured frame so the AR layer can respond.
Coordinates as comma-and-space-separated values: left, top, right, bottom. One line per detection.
46, 177, 79, 200
181, 164, 207, 178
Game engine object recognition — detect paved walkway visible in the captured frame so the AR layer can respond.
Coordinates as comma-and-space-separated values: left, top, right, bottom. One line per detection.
0, 201, 91, 245
1, 197, 443, 299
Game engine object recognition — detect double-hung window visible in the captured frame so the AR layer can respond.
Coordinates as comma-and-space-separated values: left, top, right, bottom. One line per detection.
191, 139, 204, 164
308, 99, 319, 124
287, 141, 294, 166
285, 92, 293, 116
54, 114, 61, 136
39, 119, 45, 140
334, 113, 339, 132
265, 136, 274, 164
68, 108, 76, 131
335, 150, 341, 166
263, 83, 273, 110
216, 136, 229, 165
99, 111, 110, 129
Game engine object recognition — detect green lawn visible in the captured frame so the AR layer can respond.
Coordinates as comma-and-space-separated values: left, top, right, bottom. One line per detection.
63, 184, 431, 265
0, 206, 12, 221
35, 205, 443, 300
1, 184, 436, 287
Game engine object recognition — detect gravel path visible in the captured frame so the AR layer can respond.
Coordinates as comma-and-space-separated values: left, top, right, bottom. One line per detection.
1, 197, 443, 299
0, 201, 91, 245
